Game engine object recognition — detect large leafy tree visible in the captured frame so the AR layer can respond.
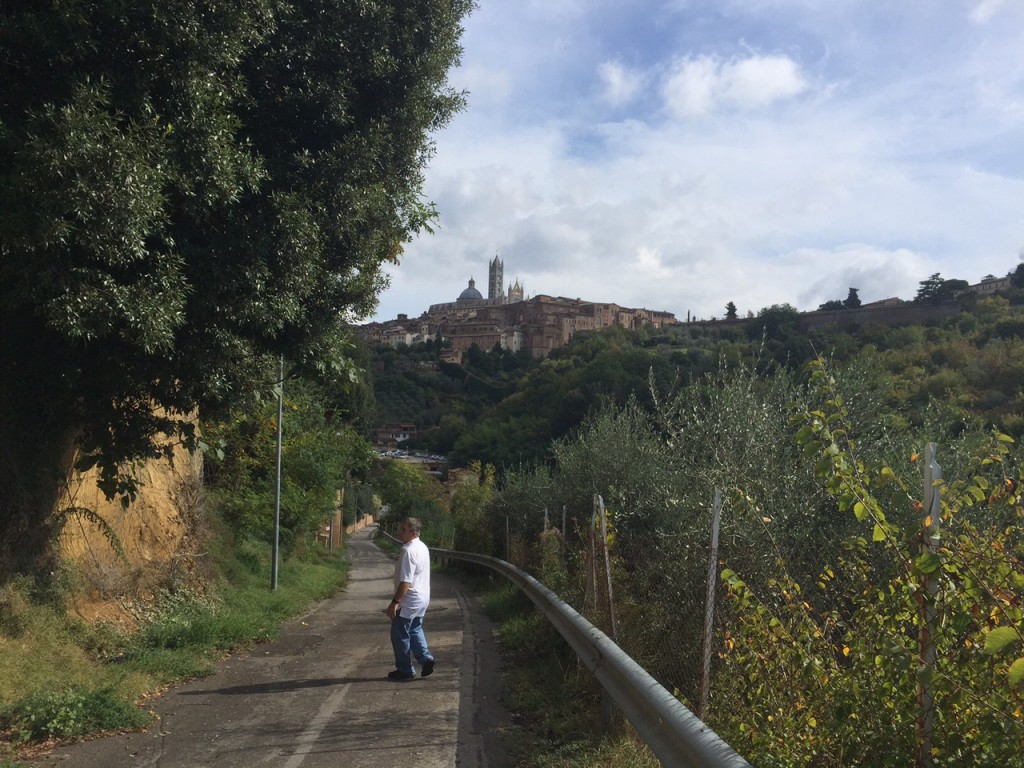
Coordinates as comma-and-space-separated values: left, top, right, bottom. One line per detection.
0, 0, 472, 574
914, 273, 969, 304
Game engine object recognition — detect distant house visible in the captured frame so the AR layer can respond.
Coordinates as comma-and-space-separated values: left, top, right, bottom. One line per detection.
374, 422, 418, 445
965, 274, 1013, 297
440, 348, 463, 365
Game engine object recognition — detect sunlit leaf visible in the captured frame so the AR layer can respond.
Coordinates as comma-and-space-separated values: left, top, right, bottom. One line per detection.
1008, 658, 1024, 688
915, 552, 942, 574
984, 626, 1019, 656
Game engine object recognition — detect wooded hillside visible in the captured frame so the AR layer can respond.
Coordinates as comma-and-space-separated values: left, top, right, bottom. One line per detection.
369, 275, 1024, 471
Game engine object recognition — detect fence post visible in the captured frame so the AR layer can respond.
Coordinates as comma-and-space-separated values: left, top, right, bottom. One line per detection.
699, 488, 723, 720
586, 501, 598, 617
597, 495, 619, 645
917, 443, 942, 767
596, 494, 622, 732
560, 505, 568, 570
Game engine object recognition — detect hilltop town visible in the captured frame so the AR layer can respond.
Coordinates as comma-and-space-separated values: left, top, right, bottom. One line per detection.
357, 259, 1024, 365
355, 255, 677, 362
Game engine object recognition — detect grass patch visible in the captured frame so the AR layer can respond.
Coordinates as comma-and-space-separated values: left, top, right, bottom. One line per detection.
0, 534, 348, 751
529, 736, 660, 768
0, 687, 152, 742
470, 575, 660, 768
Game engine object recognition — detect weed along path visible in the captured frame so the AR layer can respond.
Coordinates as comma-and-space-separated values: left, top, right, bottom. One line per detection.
28, 526, 514, 768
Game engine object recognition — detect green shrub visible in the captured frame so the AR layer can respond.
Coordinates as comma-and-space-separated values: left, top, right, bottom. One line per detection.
0, 687, 150, 743
139, 590, 220, 650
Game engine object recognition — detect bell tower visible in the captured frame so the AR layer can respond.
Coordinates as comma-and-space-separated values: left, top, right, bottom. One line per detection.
488, 254, 504, 303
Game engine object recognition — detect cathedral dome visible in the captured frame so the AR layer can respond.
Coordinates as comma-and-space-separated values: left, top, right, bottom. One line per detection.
458, 278, 483, 301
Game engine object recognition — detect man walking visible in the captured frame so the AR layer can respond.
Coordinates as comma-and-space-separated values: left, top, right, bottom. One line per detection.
386, 517, 436, 680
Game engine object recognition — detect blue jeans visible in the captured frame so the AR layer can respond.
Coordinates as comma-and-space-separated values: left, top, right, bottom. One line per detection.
390, 613, 433, 676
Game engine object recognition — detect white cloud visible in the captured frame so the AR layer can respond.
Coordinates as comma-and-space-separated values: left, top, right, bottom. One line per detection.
662, 56, 718, 116
368, 3, 1024, 325
663, 54, 808, 117
634, 246, 673, 279
970, 0, 1008, 24
721, 55, 809, 108
598, 60, 645, 106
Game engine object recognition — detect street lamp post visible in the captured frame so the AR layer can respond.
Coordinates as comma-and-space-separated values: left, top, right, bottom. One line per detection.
271, 355, 284, 591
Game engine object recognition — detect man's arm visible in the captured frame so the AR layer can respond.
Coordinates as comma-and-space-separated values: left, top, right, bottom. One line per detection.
387, 581, 411, 618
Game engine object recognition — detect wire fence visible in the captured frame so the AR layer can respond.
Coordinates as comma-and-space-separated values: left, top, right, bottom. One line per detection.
490, 445, 1024, 768
505, 501, 718, 717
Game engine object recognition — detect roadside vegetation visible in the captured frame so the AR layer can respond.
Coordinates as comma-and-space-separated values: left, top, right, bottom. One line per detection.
438, 358, 1023, 765
452, 573, 658, 768
0, 529, 347, 762
1, 362, 377, 761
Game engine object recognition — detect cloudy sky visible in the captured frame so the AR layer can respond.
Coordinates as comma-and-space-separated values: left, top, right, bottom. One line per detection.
369, 0, 1024, 323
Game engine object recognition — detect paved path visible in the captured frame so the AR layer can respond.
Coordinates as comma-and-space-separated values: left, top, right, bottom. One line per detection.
28, 526, 513, 768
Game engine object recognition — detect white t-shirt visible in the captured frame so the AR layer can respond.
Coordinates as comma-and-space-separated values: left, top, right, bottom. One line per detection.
395, 536, 431, 618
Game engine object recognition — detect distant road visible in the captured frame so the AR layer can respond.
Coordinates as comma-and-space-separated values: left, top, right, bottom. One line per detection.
29, 527, 513, 768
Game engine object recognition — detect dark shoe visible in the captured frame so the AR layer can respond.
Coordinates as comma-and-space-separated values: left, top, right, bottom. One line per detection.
388, 669, 415, 681
421, 659, 435, 677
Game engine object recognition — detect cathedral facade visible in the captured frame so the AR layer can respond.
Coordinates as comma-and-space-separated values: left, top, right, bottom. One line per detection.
428, 254, 525, 315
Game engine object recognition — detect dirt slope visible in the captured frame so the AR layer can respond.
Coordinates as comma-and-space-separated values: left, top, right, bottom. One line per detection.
57, 440, 204, 626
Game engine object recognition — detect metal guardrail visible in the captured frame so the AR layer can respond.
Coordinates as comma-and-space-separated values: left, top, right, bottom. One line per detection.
431, 545, 752, 768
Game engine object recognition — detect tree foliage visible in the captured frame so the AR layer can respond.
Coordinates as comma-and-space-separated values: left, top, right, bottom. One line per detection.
203, 377, 372, 552
463, 353, 1024, 765
450, 461, 495, 553
915, 273, 970, 304
370, 268, 1024, 479
369, 456, 451, 544
0, 0, 472, 574
710, 360, 1024, 765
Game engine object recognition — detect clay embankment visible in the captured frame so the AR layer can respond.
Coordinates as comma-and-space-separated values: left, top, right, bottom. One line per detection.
57, 434, 204, 626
